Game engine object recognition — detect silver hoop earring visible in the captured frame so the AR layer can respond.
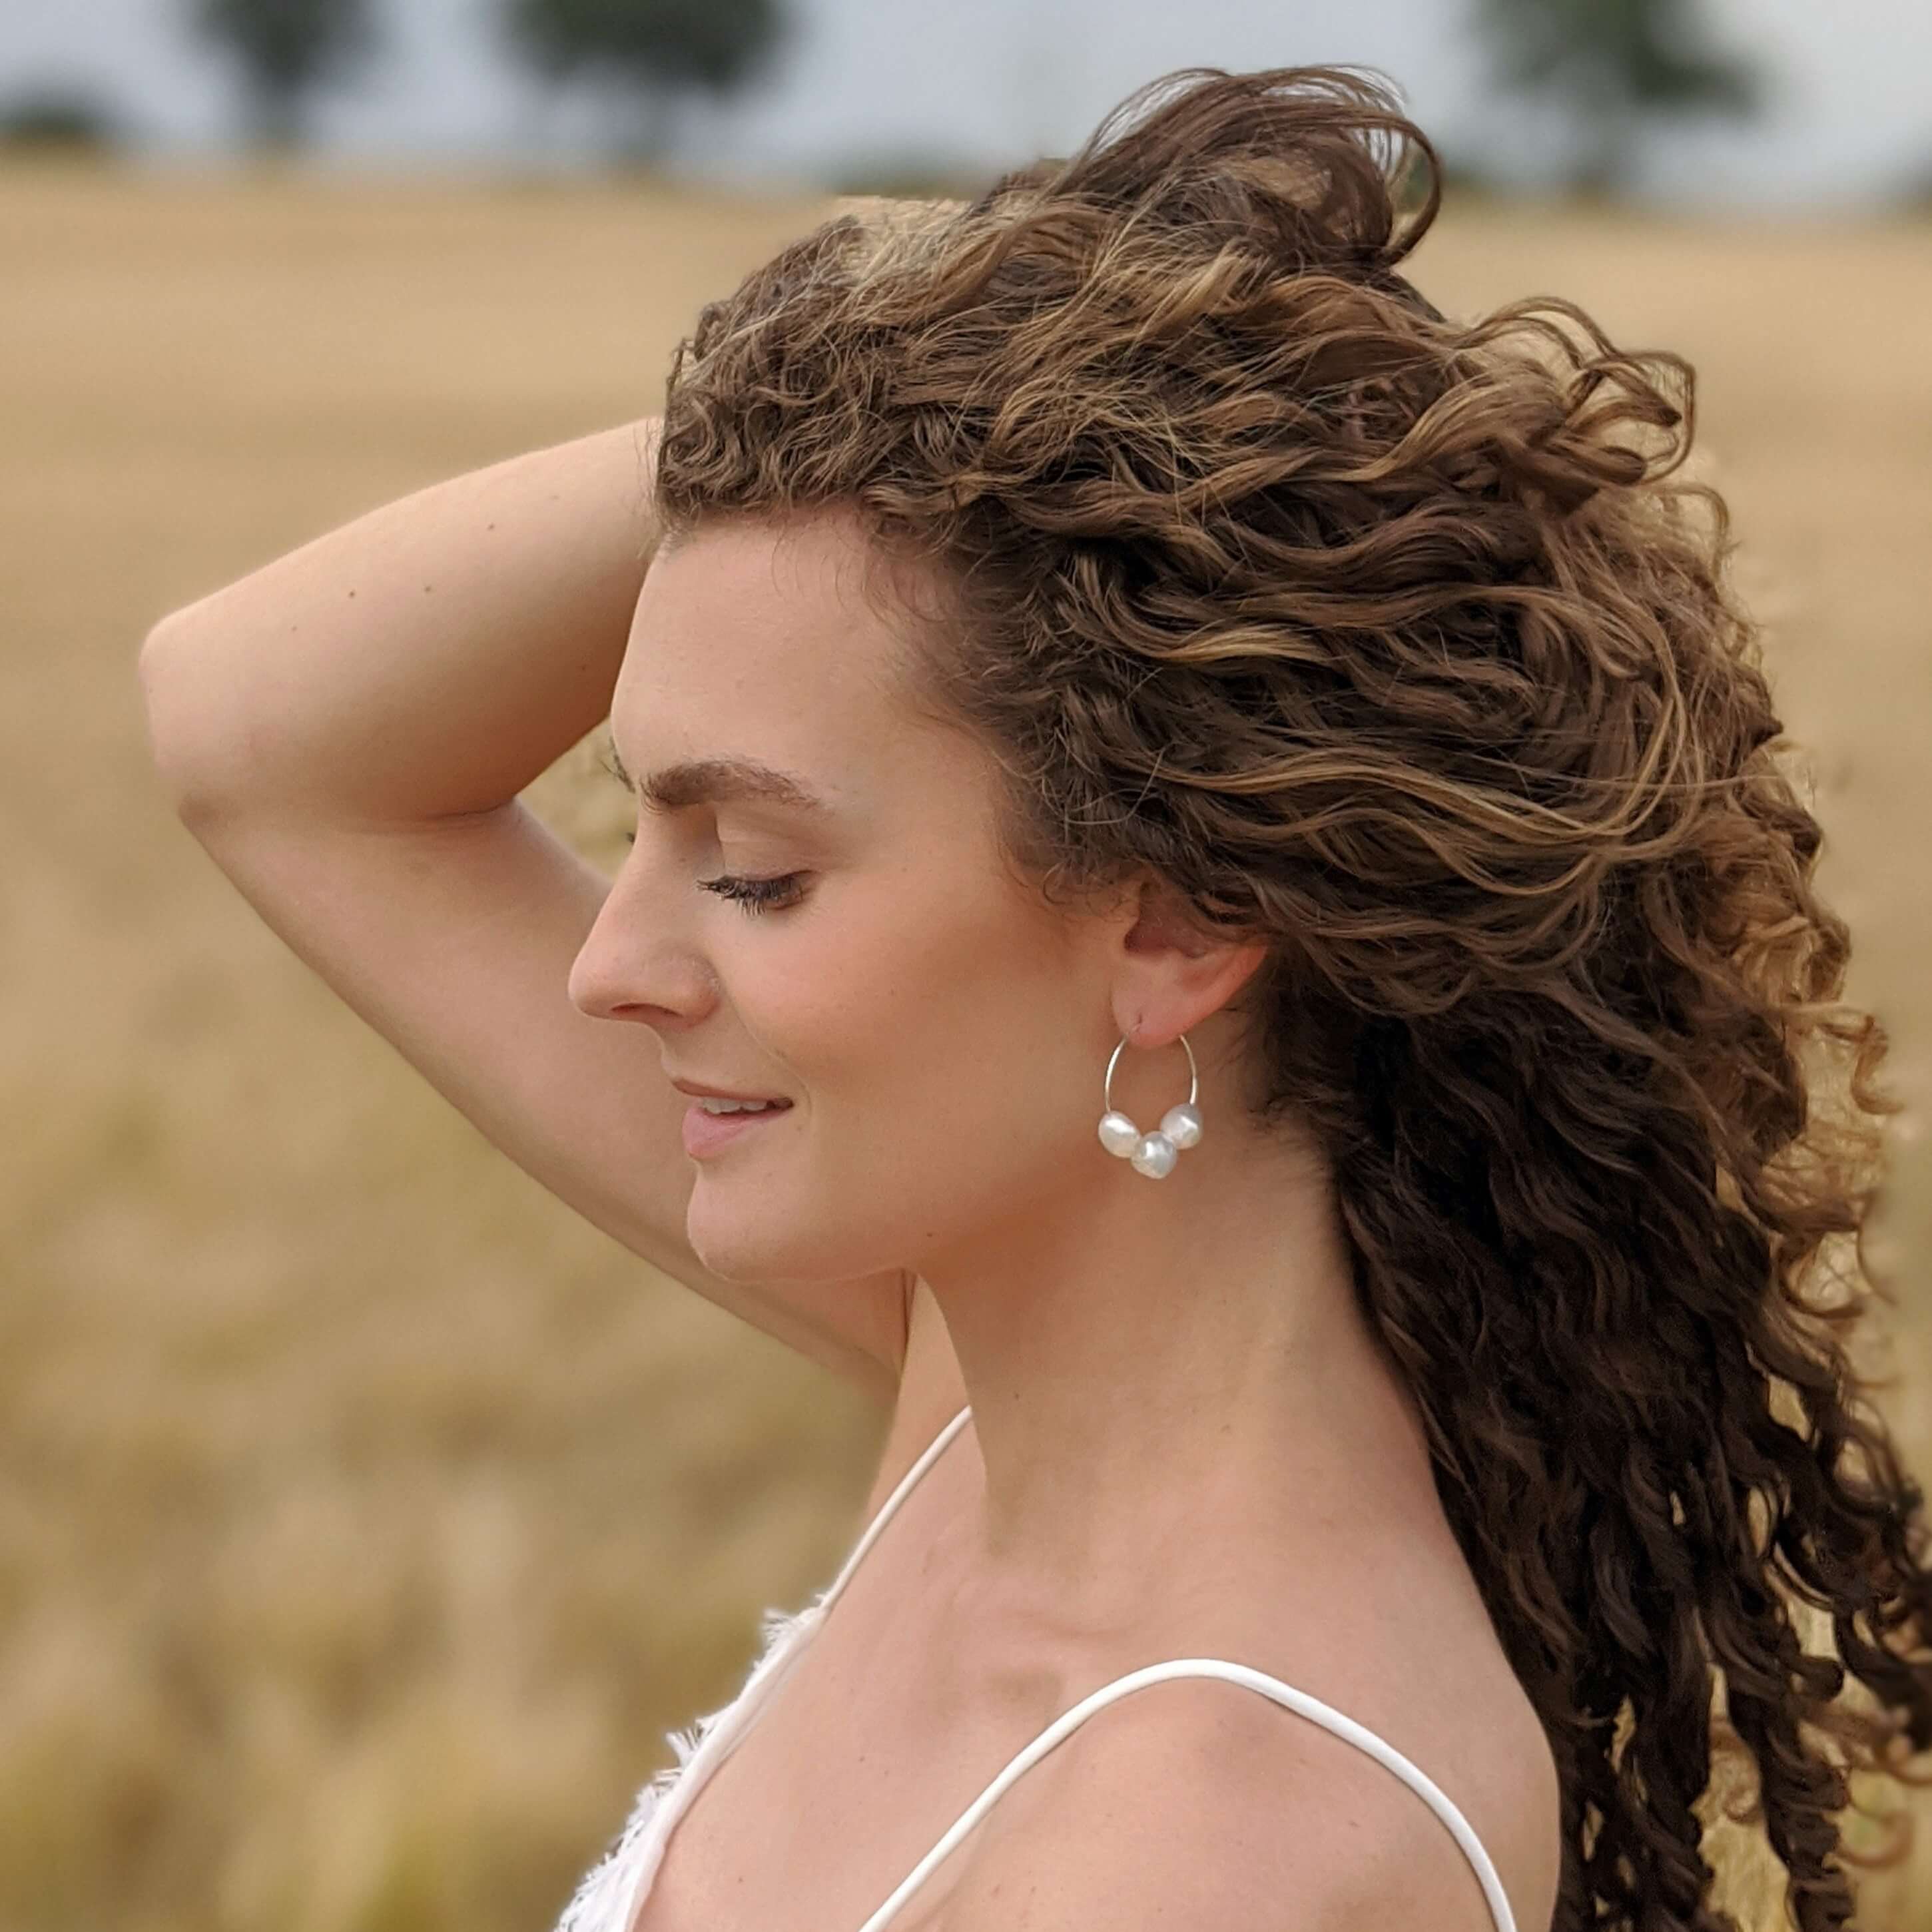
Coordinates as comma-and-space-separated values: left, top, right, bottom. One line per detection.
1097, 1032, 1203, 1179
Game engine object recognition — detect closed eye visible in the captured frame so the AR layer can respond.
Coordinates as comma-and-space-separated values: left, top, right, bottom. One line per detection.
615, 828, 808, 916
698, 871, 807, 915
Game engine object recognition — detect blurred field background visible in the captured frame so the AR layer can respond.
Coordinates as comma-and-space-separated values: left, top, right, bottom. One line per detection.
5, 115, 1932, 1932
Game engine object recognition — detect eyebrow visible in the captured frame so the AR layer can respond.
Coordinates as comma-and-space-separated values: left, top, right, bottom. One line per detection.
602, 737, 831, 817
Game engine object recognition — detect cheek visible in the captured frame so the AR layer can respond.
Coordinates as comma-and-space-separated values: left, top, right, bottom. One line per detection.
799, 889, 1088, 1166
746, 886, 998, 1080
727, 868, 1005, 1082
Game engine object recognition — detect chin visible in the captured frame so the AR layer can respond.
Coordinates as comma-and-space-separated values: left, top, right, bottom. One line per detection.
686, 1195, 884, 1287
686, 1194, 816, 1281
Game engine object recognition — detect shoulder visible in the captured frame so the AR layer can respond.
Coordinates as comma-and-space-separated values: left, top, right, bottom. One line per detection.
936, 1669, 1519, 1932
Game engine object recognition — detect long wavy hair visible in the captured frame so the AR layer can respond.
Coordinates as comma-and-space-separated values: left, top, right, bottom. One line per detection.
646, 63, 1932, 1932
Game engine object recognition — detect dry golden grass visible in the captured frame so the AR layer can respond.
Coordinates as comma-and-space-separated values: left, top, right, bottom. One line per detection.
3, 161, 1927, 1932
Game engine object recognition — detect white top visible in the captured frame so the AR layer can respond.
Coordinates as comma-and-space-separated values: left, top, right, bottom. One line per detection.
550, 1403, 1520, 1932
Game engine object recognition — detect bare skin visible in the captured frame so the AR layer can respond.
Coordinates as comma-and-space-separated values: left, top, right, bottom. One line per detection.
569, 507, 1563, 1931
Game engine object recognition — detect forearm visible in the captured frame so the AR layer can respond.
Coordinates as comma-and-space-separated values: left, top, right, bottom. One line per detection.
139, 416, 661, 824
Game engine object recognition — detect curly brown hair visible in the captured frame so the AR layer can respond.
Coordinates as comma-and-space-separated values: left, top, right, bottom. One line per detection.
646, 62, 1932, 1932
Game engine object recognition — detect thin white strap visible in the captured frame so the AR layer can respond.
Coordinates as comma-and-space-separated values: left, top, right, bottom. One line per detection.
818, 1403, 972, 1616
853, 1658, 1518, 1932
604, 1405, 977, 1932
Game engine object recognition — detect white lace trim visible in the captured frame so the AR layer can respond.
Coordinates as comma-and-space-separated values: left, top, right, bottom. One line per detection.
547, 1409, 978, 1932
547, 1596, 827, 1932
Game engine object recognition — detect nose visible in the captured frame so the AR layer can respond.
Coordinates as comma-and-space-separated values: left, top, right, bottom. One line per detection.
567, 874, 713, 1028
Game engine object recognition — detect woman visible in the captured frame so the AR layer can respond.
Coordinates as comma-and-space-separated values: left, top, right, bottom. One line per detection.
137, 63, 1932, 1932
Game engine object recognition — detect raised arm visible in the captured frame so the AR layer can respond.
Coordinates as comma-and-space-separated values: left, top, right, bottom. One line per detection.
136, 420, 912, 1403
140, 418, 660, 824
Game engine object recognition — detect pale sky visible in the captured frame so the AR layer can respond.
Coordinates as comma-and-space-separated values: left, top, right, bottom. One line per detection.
3, 0, 1928, 208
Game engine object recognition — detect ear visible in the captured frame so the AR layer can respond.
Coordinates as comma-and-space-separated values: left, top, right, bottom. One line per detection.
1106, 876, 1269, 1050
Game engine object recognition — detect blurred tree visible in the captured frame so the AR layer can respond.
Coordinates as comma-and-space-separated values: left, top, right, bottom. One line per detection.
0, 87, 126, 154
500, 0, 790, 166
1473, 0, 1766, 197
188, 0, 380, 151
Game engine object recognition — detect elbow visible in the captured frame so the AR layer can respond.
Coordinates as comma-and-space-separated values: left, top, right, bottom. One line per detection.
137, 615, 242, 823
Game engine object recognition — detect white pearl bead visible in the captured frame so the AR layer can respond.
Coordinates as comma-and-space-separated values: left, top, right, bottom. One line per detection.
1129, 1131, 1177, 1179
1160, 1102, 1202, 1149
1098, 1110, 1140, 1157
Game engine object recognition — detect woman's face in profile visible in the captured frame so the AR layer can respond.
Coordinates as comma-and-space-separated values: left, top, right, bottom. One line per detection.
568, 507, 1122, 1287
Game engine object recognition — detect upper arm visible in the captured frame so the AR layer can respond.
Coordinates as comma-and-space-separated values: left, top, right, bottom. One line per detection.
149, 782, 910, 1403
937, 1682, 1503, 1932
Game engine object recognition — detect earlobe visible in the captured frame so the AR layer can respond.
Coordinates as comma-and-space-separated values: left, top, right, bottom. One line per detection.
1114, 882, 1270, 1046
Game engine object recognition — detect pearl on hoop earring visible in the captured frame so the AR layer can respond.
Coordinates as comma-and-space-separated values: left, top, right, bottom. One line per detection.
1096, 1032, 1203, 1179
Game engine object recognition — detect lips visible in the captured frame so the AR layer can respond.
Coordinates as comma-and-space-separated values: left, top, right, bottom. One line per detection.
681, 1097, 793, 1158
670, 1078, 789, 1104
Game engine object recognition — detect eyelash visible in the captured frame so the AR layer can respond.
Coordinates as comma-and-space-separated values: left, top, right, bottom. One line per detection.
617, 829, 806, 916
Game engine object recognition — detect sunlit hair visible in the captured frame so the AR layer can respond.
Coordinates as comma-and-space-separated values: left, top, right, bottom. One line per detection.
649, 63, 1932, 1932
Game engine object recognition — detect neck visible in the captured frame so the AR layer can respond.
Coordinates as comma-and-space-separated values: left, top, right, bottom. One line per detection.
915, 1122, 1443, 1625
